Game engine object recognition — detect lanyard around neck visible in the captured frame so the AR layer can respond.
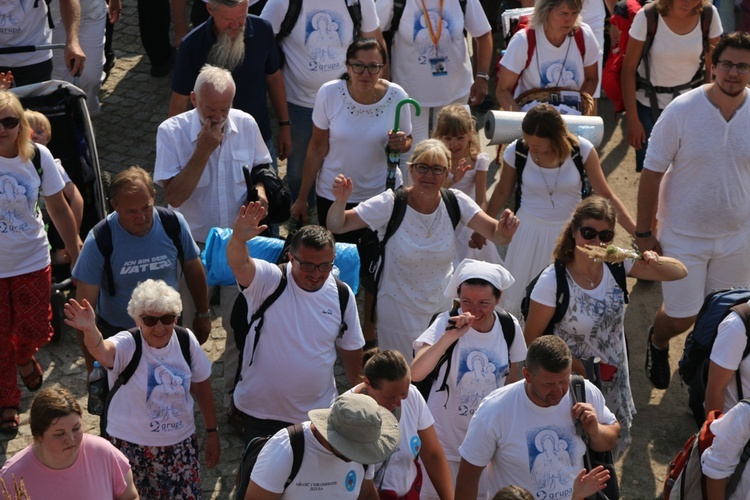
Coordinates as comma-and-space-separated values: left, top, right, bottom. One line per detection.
419, 0, 445, 50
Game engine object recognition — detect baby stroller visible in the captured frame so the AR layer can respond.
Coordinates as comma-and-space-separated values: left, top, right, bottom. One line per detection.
11, 80, 108, 342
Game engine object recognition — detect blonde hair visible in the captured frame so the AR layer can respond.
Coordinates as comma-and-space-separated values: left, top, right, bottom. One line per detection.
409, 138, 451, 168
24, 109, 52, 142
0, 91, 33, 162
434, 105, 481, 160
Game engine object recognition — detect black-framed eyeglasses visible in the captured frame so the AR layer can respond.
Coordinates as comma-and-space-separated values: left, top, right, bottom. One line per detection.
0, 116, 20, 130
141, 314, 177, 327
716, 60, 750, 74
578, 226, 615, 243
347, 62, 384, 75
412, 163, 448, 176
291, 255, 335, 273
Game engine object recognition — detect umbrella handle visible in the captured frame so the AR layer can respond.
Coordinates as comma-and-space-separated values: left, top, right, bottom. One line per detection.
392, 98, 421, 134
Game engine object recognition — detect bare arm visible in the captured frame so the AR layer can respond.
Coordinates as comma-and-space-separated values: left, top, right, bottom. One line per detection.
580, 63, 599, 98
496, 66, 522, 111
76, 281, 100, 309
339, 348, 363, 388
266, 70, 291, 160
705, 477, 728, 500
63, 298, 117, 368
418, 425, 454, 499
454, 458, 485, 499
357, 479, 380, 500
474, 170, 487, 209
621, 38, 646, 150
628, 253, 687, 282
469, 31, 493, 105
171, 0, 188, 46
62, 181, 84, 231
162, 119, 222, 207
411, 313, 473, 382
325, 174, 368, 234
635, 168, 664, 253
44, 190, 82, 267
59, 0, 85, 76
290, 125, 329, 222
575, 403, 620, 452
183, 258, 211, 344
190, 378, 220, 468
582, 148, 636, 235
466, 208, 519, 246
523, 300, 556, 348
168, 92, 191, 118
485, 161, 517, 217
245, 482, 282, 500
705, 361, 735, 415
115, 470, 139, 500
227, 204, 267, 288
505, 361, 521, 385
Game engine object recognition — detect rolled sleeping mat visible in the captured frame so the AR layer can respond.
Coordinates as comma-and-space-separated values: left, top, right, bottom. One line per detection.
483, 110, 604, 147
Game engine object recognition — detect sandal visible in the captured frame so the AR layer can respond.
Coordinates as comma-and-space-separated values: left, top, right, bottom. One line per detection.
19, 357, 43, 392
0, 408, 19, 435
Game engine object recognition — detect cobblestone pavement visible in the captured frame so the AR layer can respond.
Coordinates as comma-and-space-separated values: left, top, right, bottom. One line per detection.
0, 1, 248, 498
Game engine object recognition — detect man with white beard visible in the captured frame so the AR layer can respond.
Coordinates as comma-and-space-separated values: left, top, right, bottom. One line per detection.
169, 0, 290, 170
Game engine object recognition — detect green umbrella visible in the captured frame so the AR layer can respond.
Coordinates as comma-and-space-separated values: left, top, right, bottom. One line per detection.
386, 98, 421, 190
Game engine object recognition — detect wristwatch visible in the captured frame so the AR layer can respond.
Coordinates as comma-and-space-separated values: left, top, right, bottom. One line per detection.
634, 230, 653, 238
475, 71, 490, 81
195, 311, 211, 319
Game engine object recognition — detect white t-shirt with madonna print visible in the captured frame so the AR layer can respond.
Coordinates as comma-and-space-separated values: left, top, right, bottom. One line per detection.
500, 23, 600, 98
105, 328, 212, 446
261, 0, 380, 108
413, 309, 526, 461
459, 379, 616, 499
251, 421, 375, 499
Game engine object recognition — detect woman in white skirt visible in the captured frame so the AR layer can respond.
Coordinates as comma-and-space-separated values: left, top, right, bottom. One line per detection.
483, 104, 635, 317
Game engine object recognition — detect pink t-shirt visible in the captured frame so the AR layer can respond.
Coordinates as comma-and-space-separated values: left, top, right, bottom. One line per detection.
0, 433, 130, 499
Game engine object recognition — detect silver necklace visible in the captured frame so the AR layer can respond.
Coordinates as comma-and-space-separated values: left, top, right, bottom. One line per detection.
417, 211, 439, 238
572, 266, 600, 288
536, 31, 573, 87
537, 162, 562, 208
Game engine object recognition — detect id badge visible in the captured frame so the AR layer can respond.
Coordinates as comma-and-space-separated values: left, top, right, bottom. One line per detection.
430, 57, 447, 76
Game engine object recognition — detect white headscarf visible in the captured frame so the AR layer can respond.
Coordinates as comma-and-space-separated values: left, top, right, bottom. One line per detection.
444, 258, 515, 301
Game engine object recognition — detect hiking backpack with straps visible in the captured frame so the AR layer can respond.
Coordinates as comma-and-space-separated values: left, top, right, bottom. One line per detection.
521, 260, 630, 336
512, 138, 591, 212
92, 206, 185, 297
235, 423, 305, 500
636, 2, 713, 120
678, 289, 750, 427
663, 401, 750, 499
414, 304, 516, 404
99, 326, 193, 438
229, 263, 351, 387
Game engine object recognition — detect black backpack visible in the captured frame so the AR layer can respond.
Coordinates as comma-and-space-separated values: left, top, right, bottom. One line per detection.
230, 263, 350, 387
414, 305, 516, 404
679, 289, 750, 427
513, 138, 591, 212
100, 326, 192, 438
243, 164, 292, 225
235, 423, 305, 500
92, 207, 185, 296
521, 260, 629, 336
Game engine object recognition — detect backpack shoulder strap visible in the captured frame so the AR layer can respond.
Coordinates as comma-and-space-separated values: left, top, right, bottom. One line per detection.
642, 2, 658, 63
285, 423, 306, 489
121, 328, 144, 385
246, 264, 289, 367
514, 138, 529, 212
497, 311, 516, 352
278, 0, 303, 39
440, 188, 461, 230
334, 278, 350, 339
155, 207, 185, 267
93, 217, 117, 296
727, 399, 750, 495
347, 0, 363, 39
31, 144, 43, 181
524, 27, 537, 71
433, 305, 462, 395
383, 187, 409, 245
549, 260, 571, 334
730, 303, 750, 360
391, 0, 407, 33
700, 6, 713, 57
572, 26, 586, 60
173, 325, 193, 369
569, 142, 590, 200
605, 262, 630, 304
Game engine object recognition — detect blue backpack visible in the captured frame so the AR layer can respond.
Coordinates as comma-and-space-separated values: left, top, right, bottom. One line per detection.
679, 288, 750, 426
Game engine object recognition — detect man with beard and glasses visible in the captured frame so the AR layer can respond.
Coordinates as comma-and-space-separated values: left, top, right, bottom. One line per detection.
155, 65, 272, 414
169, 0, 290, 172
635, 31, 750, 391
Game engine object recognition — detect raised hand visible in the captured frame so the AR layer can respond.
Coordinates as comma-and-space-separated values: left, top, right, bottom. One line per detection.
64, 298, 96, 332
332, 174, 353, 202
232, 203, 268, 241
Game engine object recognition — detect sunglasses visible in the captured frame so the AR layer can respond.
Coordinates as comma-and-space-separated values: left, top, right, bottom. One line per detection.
141, 314, 177, 327
578, 226, 615, 243
412, 163, 448, 176
0, 116, 20, 129
291, 255, 335, 273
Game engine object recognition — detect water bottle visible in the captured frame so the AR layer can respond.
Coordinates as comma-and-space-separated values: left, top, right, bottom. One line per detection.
88, 361, 107, 416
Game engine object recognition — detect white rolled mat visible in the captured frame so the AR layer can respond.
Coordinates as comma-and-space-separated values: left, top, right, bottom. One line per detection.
484, 110, 605, 147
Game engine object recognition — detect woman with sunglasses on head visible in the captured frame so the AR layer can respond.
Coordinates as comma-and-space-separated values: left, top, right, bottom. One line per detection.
482, 104, 635, 318
327, 138, 519, 361
291, 37, 413, 237
64, 279, 220, 499
0, 91, 82, 434
524, 196, 686, 458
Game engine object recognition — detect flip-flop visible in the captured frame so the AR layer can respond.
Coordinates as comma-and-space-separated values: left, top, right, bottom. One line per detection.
0, 408, 19, 435
19, 357, 43, 392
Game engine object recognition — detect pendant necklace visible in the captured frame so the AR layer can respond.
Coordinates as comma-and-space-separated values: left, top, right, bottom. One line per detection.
417, 211, 439, 238
537, 159, 562, 208
573, 266, 600, 288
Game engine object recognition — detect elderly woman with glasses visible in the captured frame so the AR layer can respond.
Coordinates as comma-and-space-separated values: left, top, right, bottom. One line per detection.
64, 279, 219, 499
0, 90, 82, 435
524, 196, 686, 458
327, 138, 519, 362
